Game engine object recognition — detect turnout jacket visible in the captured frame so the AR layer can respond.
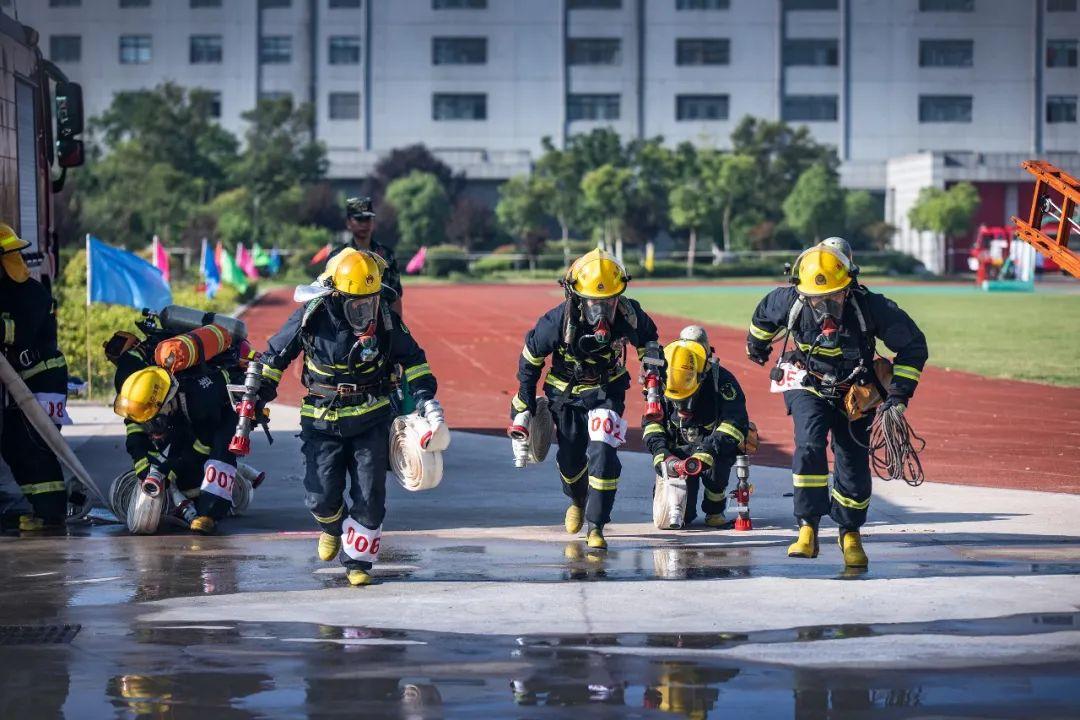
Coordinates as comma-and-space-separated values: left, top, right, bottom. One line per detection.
747, 284, 928, 400
643, 362, 749, 473
0, 275, 66, 394
329, 239, 403, 303
124, 368, 239, 484
512, 298, 659, 417
261, 296, 435, 435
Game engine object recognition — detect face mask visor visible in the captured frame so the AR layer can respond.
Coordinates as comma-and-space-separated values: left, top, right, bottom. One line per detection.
582, 297, 618, 327
804, 290, 847, 325
342, 294, 379, 333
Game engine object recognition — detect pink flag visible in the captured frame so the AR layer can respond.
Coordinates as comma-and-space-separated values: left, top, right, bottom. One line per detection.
236, 243, 260, 281
151, 235, 171, 285
406, 246, 427, 275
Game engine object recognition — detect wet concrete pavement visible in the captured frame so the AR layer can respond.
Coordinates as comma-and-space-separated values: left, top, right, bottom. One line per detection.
1, 404, 1079, 718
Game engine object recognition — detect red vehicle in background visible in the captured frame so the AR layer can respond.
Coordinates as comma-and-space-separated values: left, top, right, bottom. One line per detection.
969, 223, 1061, 281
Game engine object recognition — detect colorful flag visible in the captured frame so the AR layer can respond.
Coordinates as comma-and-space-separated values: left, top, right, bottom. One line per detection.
87, 235, 172, 311
268, 247, 282, 275
151, 235, 171, 285
200, 237, 220, 299
251, 242, 272, 268
236, 243, 260, 281
309, 243, 331, 266
216, 241, 250, 293
405, 246, 427, 275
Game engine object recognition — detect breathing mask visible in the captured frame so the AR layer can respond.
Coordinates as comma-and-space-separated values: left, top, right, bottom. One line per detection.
804, 289, 847, 346
342, 294, 381, 361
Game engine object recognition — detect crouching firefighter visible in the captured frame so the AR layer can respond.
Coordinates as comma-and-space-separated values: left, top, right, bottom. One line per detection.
510, 249, 659, 550
745, 240, 928, 567
113, 365, 242, 534
644, 326, 751, 529
259, 249, 443, 587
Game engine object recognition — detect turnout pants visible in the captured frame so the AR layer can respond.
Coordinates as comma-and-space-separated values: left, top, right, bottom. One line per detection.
677, 446, 736, 525
168, 449, 234, 521
784, 389, 873, 530
301, 421, 390, 570
1, 405, 65, 524
551, 395, 625, 529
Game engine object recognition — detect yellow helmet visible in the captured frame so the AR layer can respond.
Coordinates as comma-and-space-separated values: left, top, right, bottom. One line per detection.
113, 366, 177, 423
321, 248, 384, 297
565, 249, 627, 299
792, 244, 852, 296
663, 339, 708, 401
0, 222, 31, 283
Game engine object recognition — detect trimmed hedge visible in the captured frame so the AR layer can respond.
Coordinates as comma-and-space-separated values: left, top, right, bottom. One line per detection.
424, 244, 469, 277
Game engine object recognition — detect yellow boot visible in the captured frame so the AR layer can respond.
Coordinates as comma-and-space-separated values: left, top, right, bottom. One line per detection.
317, 533, 341, 562
704, 513, 728, 528
586, 526, 607, 550
190, 516, 215, 535
564, 504, 584, 534
346, 569, 373, 586
18, 515, 44, 532
839, 530, 869, 568
787, 520, 819, 559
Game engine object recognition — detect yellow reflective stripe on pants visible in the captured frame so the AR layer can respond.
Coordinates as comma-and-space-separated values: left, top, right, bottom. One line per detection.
893, 364, 922, 382
704, 488, 726, 502
717, 422, 744, 445
793, 473, 829, 488
404, 363, 432, 382
23, 481, 66, 495
511, 395, 528, 412
748, 323, 778, 341
521, 346, 544, 367
561, 467, 587, 484
588, 475, 618, 491
831, 487, 870, 510
300, 397, 390, 422
126, 423, 145, 435
313, 505, 344, 524
18, 356, 67, 381
134, 457, 150, 474
1, 316, 13, 342
691, 452, 713, 467
260, 365, 283, 382
642, 423, 664, 438
193, 439, 211, 455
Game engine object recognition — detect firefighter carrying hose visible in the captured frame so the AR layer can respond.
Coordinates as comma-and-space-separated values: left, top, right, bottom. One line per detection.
644, 326, 750, 528
259, 248, 443, 587
510, 249, 659, 550
0, 222, 69, 531
745, 239, 928, 567
113, 365, 241, 534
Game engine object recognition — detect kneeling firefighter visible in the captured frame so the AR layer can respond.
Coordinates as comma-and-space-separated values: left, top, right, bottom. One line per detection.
0, 223, 70, 531
644, 326, 751, 529
745, 240, 928, 567
114, 365, 243, 534
259, 249, 444, 587
509, 249, 660, 550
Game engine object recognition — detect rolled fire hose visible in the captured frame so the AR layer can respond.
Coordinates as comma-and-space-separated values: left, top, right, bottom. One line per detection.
0, 352, 108, 508
527, 397, 554, 464
652, 465, 688, 531
389, 413, 449, 492
127, 478, 164, 535
110, 461, 262, 531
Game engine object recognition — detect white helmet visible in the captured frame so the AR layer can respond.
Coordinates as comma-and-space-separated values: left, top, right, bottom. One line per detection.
679, 325, 710, 354
821, 237, 853, 264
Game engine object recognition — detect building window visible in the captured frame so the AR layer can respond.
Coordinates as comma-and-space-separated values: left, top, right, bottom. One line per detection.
260, 36, 293, 64
1048, 0, 1077, 10
568, 93, 620, 121
783, 0, 838, 9
676, 38, 730, 65
1047, 39, 1078, 67
191, 0, 222, 7
567, 0, 622, 8
782, 94, 838, 121
119, 35, 152, 64
190, 35, 223, 64
432, 93, 487, 120
919, 39, 973, 67
676, 94, 729, 121
260, 0, 291, 8
918, 0, 973, 10
329, 0, 361, 7
49, 0, 80, 5
433, 0, 486, 8
119, 0, 150, 7
49, 35, 81, 63
567, 38, 622, 65
783, 38, 838, 66
676, 0, 729, 8
207, 92, 222, 118
433, 37, 487, 65
328, 36, 361, 65
1047, 95, 1078, 123
329, 92, 361, 120
919, 95, 972, 122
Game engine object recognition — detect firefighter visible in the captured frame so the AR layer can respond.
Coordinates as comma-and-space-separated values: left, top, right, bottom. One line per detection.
643, 326, 749, 528
745, 241, 927, 567
113, 365, 240, 534
259, 248, 443, 587
0, 222, 69, 531
331, 197, 404, 315
510, 249, 659, 550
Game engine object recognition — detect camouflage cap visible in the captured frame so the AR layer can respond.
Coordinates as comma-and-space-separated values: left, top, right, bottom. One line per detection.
345, 196, 375, 219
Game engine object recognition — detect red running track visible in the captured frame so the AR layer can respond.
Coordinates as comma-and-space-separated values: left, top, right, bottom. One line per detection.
243, 284, 1080, 493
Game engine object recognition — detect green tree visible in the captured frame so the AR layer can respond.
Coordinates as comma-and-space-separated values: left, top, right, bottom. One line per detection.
625, 138, 676, 249
535, 138, 586, 262
385, 171, 450, 254
908, 182, 981, 237
708, 153, 758, 254
496, 175, 550, 269
782, 163, 845, 242
581, 164, 633, 260
669, 151, 723, 278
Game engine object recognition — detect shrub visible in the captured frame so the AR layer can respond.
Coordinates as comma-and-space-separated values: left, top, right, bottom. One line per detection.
423, 244, 469, 277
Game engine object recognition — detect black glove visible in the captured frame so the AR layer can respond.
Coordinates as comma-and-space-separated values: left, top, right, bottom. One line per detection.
882, 394, 908, 412
257, 379, 278, 404
746, 341, 772, 367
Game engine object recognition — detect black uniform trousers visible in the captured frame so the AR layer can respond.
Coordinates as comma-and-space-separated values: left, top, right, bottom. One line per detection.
551, 390, 624, 529
1, 405, 66, 524
166, 447, 234, 521
301, 419, 390, 570
675, 446, 737, 524
784, 389, 873, 529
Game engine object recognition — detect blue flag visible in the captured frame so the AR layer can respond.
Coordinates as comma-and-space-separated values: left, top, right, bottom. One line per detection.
268, 247, 282, 275
88, 236, 172, 311
200, 237, 220, 299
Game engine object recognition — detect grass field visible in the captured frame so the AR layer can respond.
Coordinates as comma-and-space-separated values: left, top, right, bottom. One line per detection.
633, 283, 1080, 387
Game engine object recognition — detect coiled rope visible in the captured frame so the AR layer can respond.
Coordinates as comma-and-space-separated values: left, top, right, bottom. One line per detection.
858, 405, 926, 487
